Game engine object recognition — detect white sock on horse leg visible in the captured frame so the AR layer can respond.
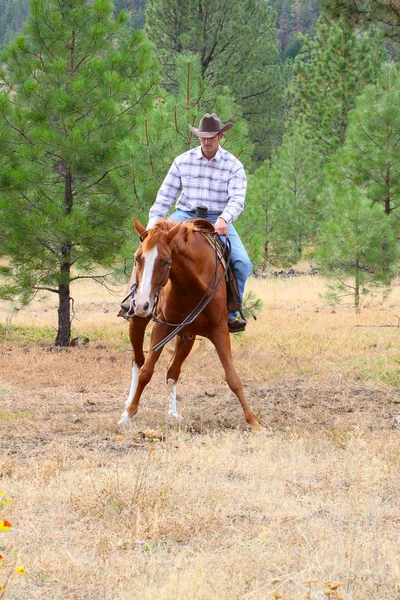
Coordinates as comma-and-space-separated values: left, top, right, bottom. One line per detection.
167, 379, 181, 418
125, 363, 139, 409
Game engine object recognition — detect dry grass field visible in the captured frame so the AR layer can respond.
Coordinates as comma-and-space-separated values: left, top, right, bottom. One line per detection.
0, 275, 399, 599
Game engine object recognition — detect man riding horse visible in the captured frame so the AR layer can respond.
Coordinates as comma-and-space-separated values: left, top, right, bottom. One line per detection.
121, 113, 252, 333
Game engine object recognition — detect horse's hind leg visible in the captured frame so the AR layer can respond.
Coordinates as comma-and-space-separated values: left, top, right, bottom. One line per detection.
118, 323, 171, 425
166, 335, 196, 417
209, 328, 264, 432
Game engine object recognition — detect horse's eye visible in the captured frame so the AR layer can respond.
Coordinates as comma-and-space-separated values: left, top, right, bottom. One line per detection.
161, 260, 170, 267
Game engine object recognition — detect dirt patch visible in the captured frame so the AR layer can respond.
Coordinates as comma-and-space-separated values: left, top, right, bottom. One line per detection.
1, 344, 399, 462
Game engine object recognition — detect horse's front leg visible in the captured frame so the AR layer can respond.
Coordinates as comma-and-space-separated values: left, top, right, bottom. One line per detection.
118, 322, 172, 426
209, 327, 264, 433
124, 315, 151, 410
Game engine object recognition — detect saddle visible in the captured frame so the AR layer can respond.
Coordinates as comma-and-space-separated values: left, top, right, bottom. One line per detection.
190, 218, 243, 315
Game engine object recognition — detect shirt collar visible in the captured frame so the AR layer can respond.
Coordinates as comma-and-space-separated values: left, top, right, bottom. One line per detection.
196, 145, 222, 162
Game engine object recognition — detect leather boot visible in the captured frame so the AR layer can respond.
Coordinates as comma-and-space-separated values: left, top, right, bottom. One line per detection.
228, 317, 247, 333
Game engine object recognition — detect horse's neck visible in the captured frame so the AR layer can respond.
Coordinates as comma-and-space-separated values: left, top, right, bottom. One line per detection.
170, 238, 213, 292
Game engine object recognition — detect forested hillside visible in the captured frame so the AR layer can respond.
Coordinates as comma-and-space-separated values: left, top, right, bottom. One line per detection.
0, 0, 148, 45
113, 0, 147, 28
0, 0, 29, 47
0, 0, 319, 51
272, 0, 320, 57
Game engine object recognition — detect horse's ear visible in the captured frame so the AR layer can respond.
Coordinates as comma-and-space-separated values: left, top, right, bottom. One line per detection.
167, 222, 181, 242
134, 219, 149, 243
133, 218, 146, 236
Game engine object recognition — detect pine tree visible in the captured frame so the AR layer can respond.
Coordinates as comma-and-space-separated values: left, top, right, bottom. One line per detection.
267, 127, 320, 265
0, 0, 159, 346
112, 52, 250, 273
238, 163, 271, 269
332, 64, 400, 234
289, 18, 385, 158
325, 0, 400, 46
317, 185, 399, 312
145, 0, 284, 163
119, 52, 249, 221
238, 125, 320, 268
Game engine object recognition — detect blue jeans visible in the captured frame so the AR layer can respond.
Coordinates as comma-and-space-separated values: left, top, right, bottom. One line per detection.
168, 209, 252, 319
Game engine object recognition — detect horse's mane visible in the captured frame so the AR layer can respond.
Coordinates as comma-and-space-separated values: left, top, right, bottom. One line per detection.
142, 219, 198, 252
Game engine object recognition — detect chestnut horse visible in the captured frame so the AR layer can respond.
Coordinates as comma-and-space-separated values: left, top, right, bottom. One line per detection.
118, 218, 263, 433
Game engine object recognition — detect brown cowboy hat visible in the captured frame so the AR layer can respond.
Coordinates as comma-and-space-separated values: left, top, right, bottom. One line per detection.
189, 113, 233, 138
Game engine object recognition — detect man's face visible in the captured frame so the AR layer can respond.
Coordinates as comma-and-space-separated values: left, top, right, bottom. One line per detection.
200, 133, 224, 159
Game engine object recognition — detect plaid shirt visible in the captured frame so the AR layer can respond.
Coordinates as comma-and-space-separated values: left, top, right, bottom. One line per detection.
148, 145, 247, 226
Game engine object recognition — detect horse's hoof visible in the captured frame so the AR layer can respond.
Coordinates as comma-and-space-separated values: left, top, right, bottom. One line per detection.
251, 424, 266, 434
168, 410, 182, 419
118, 411, 132, 426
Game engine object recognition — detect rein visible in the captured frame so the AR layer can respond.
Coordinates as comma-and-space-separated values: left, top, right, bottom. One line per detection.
150, 233, 232, 352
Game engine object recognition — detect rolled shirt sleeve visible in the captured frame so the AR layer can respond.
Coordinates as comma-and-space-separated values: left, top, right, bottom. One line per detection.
148, 159, 182, 224
219, 165, 247, 225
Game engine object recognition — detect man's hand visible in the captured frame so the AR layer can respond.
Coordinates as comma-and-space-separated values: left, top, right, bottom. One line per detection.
215, 216, 228, 236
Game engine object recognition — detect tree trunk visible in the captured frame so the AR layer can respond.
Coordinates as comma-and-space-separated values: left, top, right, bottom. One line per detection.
264, 206, 269, 267
355, 258, 360, 314
385, 165, 391, 215
55, 32, 76, 347
297, 234, 302, 255
55, 279, 71, 346
55, 164, 73, 346
264, 238, 269, 267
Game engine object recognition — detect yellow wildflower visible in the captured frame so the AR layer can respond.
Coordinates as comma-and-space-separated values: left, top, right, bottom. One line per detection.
15, 567, 25, 575
0, 492, 12, 505
0, 520, 12, 531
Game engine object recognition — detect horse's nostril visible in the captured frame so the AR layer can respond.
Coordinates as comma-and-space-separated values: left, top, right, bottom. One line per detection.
143, 302, 149, 311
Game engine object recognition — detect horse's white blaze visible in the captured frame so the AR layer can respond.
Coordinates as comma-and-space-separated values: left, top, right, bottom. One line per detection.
168, 380, 181, 418
135, 245, 158, 309
125, 363, 139, 409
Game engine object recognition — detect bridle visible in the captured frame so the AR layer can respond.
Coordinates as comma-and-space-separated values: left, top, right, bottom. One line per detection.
121, 242, 171, 318
151, 233, 231, 351
123, 231, 232, 352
